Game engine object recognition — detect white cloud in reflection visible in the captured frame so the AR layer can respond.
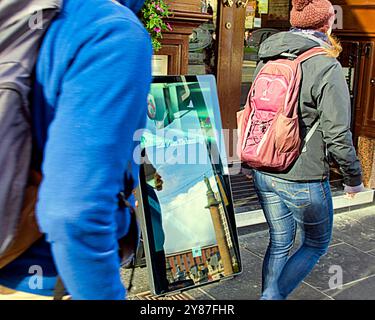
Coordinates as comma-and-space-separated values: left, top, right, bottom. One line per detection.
161, 176, 218, 255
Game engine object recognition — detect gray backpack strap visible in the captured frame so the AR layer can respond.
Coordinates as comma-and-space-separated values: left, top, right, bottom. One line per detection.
302, 120, 320, 153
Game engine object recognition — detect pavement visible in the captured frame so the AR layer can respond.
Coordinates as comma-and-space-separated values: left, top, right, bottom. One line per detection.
122, 205, 375, 300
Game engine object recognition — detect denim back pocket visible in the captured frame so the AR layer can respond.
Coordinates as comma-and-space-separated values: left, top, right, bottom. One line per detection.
272, 178, 311, 209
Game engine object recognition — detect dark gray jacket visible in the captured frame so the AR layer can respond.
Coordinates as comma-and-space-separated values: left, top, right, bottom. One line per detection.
244, 31, 362, 187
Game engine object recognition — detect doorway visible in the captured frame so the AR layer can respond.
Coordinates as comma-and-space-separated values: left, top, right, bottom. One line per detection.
187, 1, 373, 225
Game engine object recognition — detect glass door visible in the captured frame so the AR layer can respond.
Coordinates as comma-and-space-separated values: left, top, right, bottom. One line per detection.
185, 1, 368, 224
214, 1, 367, 221
240, 0, 291, 107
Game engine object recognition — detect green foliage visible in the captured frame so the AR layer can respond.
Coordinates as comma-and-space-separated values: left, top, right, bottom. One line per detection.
141, 0, 172, 52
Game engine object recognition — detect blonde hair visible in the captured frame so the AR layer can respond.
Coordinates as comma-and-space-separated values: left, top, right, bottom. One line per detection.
324, 33, 343, 58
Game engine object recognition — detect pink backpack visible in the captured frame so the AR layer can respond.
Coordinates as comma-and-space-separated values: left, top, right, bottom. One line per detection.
237, 47, 326, 172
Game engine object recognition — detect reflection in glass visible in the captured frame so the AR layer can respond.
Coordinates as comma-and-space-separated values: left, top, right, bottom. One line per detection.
241, 1, 291, 106
139, 75, 241, 295
188, 0, 218, 75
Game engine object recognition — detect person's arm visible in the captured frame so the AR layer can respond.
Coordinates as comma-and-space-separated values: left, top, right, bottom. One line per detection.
317, 62, 363, 191
36, 19, 152, 300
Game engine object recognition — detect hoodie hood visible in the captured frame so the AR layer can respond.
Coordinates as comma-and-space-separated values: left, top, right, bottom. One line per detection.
118, 0, 145, 14
258, 31, 327, 60
62, 0, 146, 16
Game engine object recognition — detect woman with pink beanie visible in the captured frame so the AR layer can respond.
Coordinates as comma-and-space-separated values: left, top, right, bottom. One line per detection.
242, 0, 364, 300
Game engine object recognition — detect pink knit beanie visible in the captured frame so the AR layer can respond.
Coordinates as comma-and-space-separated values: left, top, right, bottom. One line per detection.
290, 0, 335, 31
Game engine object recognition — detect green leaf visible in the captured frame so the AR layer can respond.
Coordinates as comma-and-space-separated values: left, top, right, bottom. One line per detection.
141, 0, 172, 51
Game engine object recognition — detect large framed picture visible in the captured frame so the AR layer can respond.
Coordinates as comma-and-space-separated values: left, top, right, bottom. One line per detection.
137, 75, 242, 295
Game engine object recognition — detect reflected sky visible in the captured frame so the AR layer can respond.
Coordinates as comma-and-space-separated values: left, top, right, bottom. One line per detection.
142, 77, 227, 254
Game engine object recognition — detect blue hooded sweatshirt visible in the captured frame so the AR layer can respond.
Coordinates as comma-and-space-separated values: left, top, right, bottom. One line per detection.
0, 0, 152, 300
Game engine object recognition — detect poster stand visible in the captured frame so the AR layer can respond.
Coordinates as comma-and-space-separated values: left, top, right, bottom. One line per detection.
136, 75, 242, 296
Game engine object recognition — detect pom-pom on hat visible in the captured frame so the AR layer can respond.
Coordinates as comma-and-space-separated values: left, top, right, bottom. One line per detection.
290, 0, 335, 31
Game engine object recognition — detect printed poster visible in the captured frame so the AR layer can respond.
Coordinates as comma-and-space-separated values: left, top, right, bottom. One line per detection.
258, 0, 269, 14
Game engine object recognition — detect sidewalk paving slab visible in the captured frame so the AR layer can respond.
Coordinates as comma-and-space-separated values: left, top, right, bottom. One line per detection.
189, 248, 263, 300
122, 206, 375, 300
122, 266, 151, 297
183, 288, 214, 300
324, 275, 375, 300
288, 282, 332, 300
186, 249, 331, 301
240, 228, 342, 259
304, 243, 375, 292
332, 209, 375, 253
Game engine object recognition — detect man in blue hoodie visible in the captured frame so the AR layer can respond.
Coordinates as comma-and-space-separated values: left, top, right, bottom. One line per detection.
0, 0, 152, 300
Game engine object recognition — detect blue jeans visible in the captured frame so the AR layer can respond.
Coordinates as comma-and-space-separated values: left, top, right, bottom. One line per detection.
252, 170, 334, 300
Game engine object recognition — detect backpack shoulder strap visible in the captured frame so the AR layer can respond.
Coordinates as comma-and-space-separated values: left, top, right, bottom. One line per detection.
296, 47, 326, 152
295, 47, 327, 64
302, 120, 320, 153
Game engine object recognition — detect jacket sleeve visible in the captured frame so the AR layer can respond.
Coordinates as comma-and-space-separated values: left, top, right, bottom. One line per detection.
35, 19, 152, 299
317, 62, 363, 187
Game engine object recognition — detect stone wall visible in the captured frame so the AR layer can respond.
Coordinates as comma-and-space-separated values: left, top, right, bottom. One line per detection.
358, 136, 375, 188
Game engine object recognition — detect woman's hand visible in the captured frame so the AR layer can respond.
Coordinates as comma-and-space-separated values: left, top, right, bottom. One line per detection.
344, 183, 365, 199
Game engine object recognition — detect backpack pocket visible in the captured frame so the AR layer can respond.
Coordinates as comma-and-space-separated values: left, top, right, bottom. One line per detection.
274, 113, 300, 154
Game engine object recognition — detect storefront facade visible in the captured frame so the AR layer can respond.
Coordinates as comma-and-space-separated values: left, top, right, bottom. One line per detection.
154, 0, 375, 225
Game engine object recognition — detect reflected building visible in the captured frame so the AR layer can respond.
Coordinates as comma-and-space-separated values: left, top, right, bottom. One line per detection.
165, 245, 223, 284
204, 176, 234, 276
216, 191, 239, 271
216, 192, 233, 249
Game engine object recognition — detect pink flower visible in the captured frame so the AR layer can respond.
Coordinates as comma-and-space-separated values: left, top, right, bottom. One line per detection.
166, 23, 173, 31
154, 27, 161, 33
156, 5, 164, 12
